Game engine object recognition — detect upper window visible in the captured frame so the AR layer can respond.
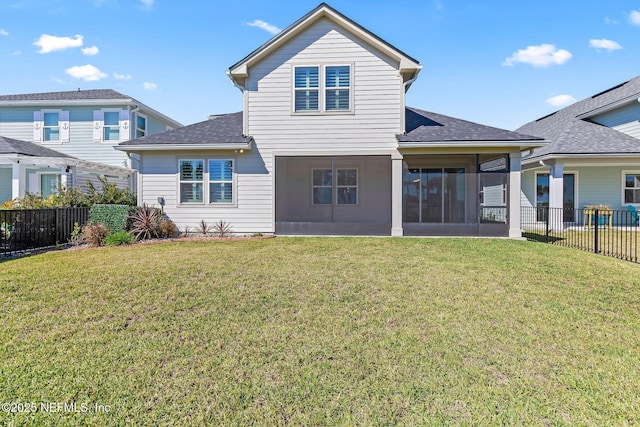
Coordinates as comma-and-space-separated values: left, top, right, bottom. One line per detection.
136, 114, 147, 138
209, 160, 234, 204
624, 172, 640, 204
293, 65, 351, 113
43, 112, 60, 142
103, 111, 120, 141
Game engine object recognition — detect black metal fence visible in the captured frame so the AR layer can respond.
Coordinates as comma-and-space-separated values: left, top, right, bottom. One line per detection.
521, 206, 640, 263
0, 207, 89, 257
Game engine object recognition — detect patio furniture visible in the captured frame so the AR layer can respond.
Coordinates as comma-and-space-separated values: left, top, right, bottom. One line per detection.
583, 207, 613, 229
628, 205, 640, 226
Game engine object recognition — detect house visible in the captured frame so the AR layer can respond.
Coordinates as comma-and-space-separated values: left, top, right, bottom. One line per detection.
0, 89, 182, 204
118, 3, 544, 237
517, 76, 640, 225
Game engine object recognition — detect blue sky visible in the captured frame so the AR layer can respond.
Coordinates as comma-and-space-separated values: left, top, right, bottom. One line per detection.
1, 0, 639, 131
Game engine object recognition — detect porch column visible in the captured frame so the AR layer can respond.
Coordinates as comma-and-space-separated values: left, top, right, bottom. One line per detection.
11, 161, 26, 200
549, 162, 564, 232
391, 156, 404, 236
508, 152, 522, 238
60, 165, 69, 189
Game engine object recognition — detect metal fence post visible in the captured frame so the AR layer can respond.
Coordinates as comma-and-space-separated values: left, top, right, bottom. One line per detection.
545, 206, 550, 243
594, 208, 599, 254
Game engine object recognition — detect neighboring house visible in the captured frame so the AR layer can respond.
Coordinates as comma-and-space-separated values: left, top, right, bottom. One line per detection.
118, 3, 544, 237
517, 76, 640, 225
0, 89, 182, 204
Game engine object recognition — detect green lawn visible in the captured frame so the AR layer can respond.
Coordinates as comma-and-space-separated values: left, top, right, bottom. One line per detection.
1, 238, 640, 425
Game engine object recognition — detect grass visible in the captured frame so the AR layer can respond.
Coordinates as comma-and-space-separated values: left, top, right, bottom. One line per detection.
1, 237, 640, 425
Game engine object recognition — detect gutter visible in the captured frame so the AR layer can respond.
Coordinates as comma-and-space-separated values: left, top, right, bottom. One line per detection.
115, 141, 253, 152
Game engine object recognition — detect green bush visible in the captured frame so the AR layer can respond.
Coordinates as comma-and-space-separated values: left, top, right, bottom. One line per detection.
86, 177, 137, 206
90, 204, 133, 233
105, 231, 135, 246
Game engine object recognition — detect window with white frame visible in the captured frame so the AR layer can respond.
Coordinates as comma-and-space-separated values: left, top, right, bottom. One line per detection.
336, 168, 357, 205
136, 114, 147, 138
179, 160, 204, 204
312, 168, 357, 205
312, 169, 333, 204
43, 112, 60, 142
293, 65, 351, 113
103, 111, 120, 141
40, 173, 61, 197
624, 172, 640, 204
209, 159, 234, 204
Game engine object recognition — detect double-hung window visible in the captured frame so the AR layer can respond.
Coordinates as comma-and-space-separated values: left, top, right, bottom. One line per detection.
209, 160, 234, 204
43, 112, 60, 142
103, 111, 120, 141
179, 160, 204, 204
136, 114, 147, 138
293, 65, 351, 113
312, 168, 357, 205
624, 172, 640, 204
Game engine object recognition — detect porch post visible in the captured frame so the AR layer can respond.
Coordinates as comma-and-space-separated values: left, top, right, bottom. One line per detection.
11, 160, 26, 200
391, 155, 404, 236
549, 162, 564, 232
60, 166, 69, 189
508, 152, 522, 238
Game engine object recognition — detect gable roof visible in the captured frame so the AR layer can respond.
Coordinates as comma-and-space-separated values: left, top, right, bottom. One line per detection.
117, 112, 252, 151
0, 89, 183, 128
516, 75, 640, 162
397, 107, 543, 147
228, 3, 421, 84
0, 136, 75, 158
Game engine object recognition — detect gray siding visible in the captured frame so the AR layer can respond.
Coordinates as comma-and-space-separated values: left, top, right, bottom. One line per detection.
591, 103, 640, 139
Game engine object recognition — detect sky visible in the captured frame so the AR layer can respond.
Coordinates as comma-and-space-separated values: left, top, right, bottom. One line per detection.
0, 0, 639, 131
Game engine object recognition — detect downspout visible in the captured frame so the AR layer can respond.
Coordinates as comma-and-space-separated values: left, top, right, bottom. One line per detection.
401, 66, 422, 134
226, 70, 248, 136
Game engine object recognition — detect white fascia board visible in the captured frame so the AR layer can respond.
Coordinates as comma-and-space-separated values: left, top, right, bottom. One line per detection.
0, 99, 133, 107
115, 142, 253, 152
523, 152, 640, 165
398, 140, 547, 149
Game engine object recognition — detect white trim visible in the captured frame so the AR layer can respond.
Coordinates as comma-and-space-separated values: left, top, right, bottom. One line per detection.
36, 172, 62, 197
101, 108, 122, 144
622, 170, 640, 206
116, 141, 252, 152
208, 158, 236, 206
576, 95, 640, 120
135, 112, 148, 138
41, 109, 62, 144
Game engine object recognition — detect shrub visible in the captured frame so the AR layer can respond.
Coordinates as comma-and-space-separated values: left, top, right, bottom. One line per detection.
82, 223, 109, 247
129, 204, 161, 241
69, 222, 83, 247
105, 231, 135, 246
90, 204, 132, 233
158, 219, 179, 238
213, 220, 233, 238
86, 177, 137, 206
197, 220, 211, 235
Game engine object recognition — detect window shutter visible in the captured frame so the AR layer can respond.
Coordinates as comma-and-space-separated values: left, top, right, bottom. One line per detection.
33, 111, 42, 142
119, 109, 130, 142
93, 110, 103, 142
60, 110, 70, 142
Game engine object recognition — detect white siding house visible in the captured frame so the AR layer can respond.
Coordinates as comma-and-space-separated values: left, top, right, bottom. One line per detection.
119, 3, 544, 237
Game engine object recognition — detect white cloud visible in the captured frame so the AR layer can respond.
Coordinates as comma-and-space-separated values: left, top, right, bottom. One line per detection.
589, 38, 622, 51
246, 19, 281, 35
546, 94, 576, 107
81, 46, 99, 55
143, 82, 157, 90
113, 72, 132, 80
0, 29, 8, 36
503, 44, 572, 67
34, 34, 83, 53
140, 0, 154, 8
630, 10, 640, 25
65, 64, 107, 81
12, 50, 21, 56
604, 16, 618, 24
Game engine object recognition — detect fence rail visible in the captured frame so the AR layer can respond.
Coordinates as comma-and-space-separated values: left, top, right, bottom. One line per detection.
521, 206, 639, 263
0, 207, 89, 257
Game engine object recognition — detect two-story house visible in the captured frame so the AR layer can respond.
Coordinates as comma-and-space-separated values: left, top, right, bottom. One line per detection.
118, 3, 544, 237
517, 76, 640, 225
0, 89, 181, 204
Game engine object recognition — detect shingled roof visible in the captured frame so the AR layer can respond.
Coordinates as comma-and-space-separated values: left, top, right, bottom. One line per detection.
516, 75, 640, 161
398, 107, 542, 143
0, 136, 75, 158
118, 112, 251, 148
0, 89, 130, 102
